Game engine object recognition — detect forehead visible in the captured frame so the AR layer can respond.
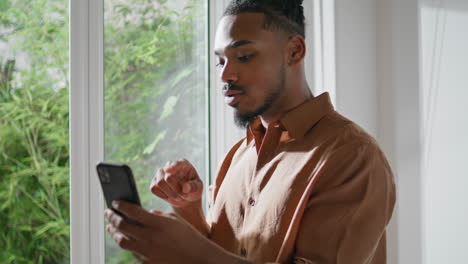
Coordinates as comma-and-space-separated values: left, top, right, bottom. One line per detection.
214, 13, 279, 53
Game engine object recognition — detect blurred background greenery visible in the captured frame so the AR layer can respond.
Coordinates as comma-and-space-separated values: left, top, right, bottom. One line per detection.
103, 0, 208, 262
0, 0, 208, 263
0, 0, 70, 262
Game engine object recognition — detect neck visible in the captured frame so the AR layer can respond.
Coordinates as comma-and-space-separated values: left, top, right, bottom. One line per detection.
259, 81, 313, 128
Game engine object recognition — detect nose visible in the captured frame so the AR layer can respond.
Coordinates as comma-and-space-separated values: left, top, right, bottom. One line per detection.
220, 61, 239, 84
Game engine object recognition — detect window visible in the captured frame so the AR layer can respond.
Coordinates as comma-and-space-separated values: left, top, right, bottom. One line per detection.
103, 0, 209, 262
70, 0, 209, 262
0, 0, 70, 262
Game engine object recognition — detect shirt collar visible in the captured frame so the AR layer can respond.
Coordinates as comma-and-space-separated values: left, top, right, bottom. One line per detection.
280, 92, 334, 140
247, 92, 334, 142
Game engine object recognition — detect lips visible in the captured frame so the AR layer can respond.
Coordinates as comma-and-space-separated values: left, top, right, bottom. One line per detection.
223, 90, 244, 106
223, 89, 243, 97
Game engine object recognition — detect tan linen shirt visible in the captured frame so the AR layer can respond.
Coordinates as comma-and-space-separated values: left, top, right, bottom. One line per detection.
208, 93, 396, 264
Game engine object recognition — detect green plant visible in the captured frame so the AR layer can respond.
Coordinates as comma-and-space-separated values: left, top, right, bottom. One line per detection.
0, 0, 70, 263
0, 0, 207, 262
103, 1, 208, 262
0, 78, 69, 264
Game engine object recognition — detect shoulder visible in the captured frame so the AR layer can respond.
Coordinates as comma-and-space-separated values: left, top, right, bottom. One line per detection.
307, 111, 394, 191
307, 110, 382, 155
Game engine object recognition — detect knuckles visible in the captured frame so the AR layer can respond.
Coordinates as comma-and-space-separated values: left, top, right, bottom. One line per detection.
158, 159, 195, 178
114, 217, 125, 229
116, 234, 130, 249
164, 174, 178, 185
151, 159, 199, 196
110, 214, 126, 231
164, 159, 190, 170
153, 179, 165, 189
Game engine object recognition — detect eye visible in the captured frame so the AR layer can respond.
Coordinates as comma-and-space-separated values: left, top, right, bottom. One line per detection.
215, 58, 225, 68
238, 54, 254, 63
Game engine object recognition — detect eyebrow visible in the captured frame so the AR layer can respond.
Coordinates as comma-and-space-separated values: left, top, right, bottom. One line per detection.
214, 40, 255, 55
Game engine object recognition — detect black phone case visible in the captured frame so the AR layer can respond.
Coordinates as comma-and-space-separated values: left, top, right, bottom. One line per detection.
96, 162, 143, 228
96, 162, 142, 208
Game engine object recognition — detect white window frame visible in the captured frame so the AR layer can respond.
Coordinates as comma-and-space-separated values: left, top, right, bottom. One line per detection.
305, 0, 336, 104
70, 0, 105, 263
70, 0, 333, 262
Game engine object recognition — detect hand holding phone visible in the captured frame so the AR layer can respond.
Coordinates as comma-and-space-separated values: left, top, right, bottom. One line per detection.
96, 162, 142, 226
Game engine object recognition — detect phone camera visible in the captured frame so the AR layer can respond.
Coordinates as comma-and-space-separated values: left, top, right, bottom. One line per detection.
98, 168, 111, 183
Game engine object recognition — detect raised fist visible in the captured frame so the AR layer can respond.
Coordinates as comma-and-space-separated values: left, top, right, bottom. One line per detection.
150, 159, 203, 208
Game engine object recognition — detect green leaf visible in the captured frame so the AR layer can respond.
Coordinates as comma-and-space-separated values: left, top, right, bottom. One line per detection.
169, 66, 194, 89
143, 130, 167, 155
35, 222, 60, 237
159, 95, 179, 121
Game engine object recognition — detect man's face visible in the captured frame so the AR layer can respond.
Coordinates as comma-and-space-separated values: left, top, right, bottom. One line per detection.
214, 13, 288, 128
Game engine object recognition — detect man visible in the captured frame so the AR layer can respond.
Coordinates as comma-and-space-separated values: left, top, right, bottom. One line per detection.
105, 0, 396, 263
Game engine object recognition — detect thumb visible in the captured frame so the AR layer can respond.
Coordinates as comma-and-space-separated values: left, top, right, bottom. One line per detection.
181, 180, 203, 200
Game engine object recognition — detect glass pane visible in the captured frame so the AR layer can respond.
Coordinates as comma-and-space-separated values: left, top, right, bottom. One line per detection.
103, 0, 208, 262
0, 0, 70, 262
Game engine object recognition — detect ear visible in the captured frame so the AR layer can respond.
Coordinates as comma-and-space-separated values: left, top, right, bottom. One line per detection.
286, 35, 306, 66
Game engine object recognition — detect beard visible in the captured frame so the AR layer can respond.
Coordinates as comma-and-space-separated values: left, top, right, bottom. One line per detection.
233, 66, 286, 129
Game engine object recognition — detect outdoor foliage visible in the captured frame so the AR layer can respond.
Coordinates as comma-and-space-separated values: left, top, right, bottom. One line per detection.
0, 0, 207, 263
0, 0, 70, 263
104, 0, 207, 173
104, 0, 208, 261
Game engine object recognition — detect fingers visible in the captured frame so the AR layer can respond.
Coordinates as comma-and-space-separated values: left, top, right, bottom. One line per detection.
105, 208, 147, 240
164, 159, 192, 176
106, 223, 153, 260
163, 169, 183, 195
106, 224, 141, 252
150, 169, 168, 199
150, 169, 183, 201
181, 179, 203, 202
150, 159, 203, 205
105, 205, 176, 262
105, 203, 198, 263
181, 179, 203, 194
109, 201, 155, 227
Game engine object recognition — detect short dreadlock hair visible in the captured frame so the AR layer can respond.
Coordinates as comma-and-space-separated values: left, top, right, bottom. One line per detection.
223, 0, 305, 38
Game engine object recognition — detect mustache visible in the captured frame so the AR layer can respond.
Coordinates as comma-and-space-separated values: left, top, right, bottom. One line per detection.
223, 83, 244, 92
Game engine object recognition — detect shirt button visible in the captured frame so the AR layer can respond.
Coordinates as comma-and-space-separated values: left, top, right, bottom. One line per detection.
240, 248, 247, 257
248, 198, 256, 207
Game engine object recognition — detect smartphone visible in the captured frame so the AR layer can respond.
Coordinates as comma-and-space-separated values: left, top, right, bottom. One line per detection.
96, 162, 142, 226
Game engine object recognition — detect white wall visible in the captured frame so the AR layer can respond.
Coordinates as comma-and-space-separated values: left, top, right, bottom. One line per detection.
335, 0, 423, 263
335, 0, 378, 138
336, 0, 468, 263
420, 1, 468, 263
377, 1, 423, 263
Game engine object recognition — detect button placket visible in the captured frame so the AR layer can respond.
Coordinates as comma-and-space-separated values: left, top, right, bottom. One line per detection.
240, 247, 247, 257
248, 197, 256, 207
256, 122, 283, 171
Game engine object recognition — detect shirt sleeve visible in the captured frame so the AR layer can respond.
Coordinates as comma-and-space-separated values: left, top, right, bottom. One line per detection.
293, 139, 396, 264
